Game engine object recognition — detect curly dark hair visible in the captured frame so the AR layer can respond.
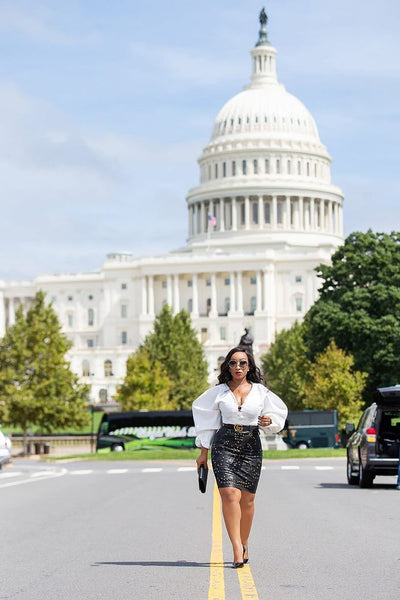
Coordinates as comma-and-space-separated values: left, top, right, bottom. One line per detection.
217, 347, 266, 386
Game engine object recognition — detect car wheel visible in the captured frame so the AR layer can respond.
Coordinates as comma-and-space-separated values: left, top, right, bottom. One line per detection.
111, 444, 124, 452
296, 442, 308, 450
346, 454, 359, 485
359, 454, 374, 488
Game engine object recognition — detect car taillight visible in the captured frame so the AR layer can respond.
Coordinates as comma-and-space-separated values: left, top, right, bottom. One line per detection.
366, 427, 376, 442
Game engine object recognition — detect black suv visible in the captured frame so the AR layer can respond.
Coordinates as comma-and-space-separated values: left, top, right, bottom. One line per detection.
346, 386, 400, 488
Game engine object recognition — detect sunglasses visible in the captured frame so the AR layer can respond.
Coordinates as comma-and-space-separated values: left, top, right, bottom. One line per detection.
228, 359, 248, 368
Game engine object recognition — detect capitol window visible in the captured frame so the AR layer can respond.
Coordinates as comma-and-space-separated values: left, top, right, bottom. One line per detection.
295, 275, 302, 283
223, 162, 226, 177
67, 313, 73, 327
252, 202, 258, 224
206, 279, 211, 286
88, 308, 94, 326
264, 202, 271, 223
104, 360, 113, 377
162, 280, 167, 288
121, 283, 127, 290
276, 159, 281, 174
232, 161, 236, 176
121, 331, 127, 345
253, 159, 258, 174
82, 360, 90, 377
296, 297, 303, 312
242, 160, 247, 175
250, 277, 256, 285
307, 162, 310, 176
68, 296, 73, 301
87, 339, 94, 348
220, 327, 226, 341
298, 161, 301, 175
265, 159, 270, 174
121, 304, 127, 318
215, 164, 218, 178
188, 298, 193, 312
224, 278, 230, 285
187, 280, 193, 287
287, 160, 291, 174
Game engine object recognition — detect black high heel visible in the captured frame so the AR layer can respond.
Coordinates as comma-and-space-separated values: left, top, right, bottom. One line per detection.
233, 561, 244, 569
243, 545, 249, 564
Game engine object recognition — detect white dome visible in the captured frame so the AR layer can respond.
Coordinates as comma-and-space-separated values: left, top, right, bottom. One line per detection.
211, 84, 320, 144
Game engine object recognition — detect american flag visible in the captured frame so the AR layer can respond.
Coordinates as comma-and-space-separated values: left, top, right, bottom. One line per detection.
208, 214, 217, 227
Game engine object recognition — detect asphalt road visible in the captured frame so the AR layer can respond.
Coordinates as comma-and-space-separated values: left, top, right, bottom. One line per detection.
1, 457, 399, 600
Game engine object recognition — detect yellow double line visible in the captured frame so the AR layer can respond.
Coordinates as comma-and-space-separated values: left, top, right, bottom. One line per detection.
208, 483, 259, 600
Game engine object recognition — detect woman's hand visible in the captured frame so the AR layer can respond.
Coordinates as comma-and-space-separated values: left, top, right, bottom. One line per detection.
196, 447, 209, 472
259, 415, 272, 427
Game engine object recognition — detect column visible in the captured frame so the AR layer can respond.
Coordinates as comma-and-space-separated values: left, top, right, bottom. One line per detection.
255, 270, 263, 313
167, 275, 173, 307
148, 275, 155, 317
173, 274, 180, 314
0, 291, 5, 337
236, 271, 244, 314
188, 205, 193, 237
232, 197, 237, 231
286, 196, 291, 228
258, 195, 263, 229
192, 273, 199, 317
219, 198, 225, 232
272, 195, 277, 228
229, 271, 236, 314
244, 196, 250, 229
310, 197, 315, 230
141, 277, 147, 316
200, 202, 205, 234
210, 273, 218, 317
299, 196, 304, 230
320, 199, 326, 231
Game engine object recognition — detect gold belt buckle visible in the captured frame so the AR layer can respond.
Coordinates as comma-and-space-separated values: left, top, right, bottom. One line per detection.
234, 424, 243, 432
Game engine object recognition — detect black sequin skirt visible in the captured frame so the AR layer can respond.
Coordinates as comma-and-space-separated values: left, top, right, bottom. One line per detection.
211, 425, 262, 493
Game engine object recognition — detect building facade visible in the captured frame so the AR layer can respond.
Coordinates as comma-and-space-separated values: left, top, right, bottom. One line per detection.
0, 14, 344, 403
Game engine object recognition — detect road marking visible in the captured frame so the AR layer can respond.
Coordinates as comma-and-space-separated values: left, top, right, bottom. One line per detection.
208, 483, 225, 600
281, 465, 300, 470
237, 564, 260, 600
0, 468, 67, 488
0, 471, 22, 478
177, 466, 197, 472
315, 466, 334, 471
107, 469, 129, 474
70, 469, 93, 475
142, 467, 163, 472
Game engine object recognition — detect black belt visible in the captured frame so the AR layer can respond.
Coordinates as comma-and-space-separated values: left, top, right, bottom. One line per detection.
222, 423, 259, 432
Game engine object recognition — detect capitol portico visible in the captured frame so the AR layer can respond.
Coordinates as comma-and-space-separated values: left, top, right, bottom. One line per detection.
0, 12, 344, 403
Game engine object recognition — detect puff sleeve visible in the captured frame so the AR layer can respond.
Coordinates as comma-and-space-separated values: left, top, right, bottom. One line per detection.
259, 388, 288, 434
192, 386, 223, 449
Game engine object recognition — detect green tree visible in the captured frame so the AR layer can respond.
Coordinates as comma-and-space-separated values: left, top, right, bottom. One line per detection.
304, 341, 367, 429
260, 322, 311, 410
0, 291, 89, 449
143, 305, 209, 409
115, 348, 175, 410
303, 230, 400, 399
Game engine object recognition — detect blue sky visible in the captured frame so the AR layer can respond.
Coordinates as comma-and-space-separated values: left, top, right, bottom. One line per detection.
0, 0, 399, 280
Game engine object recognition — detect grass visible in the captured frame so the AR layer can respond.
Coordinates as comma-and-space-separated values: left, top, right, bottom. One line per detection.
48, 447, 347, 462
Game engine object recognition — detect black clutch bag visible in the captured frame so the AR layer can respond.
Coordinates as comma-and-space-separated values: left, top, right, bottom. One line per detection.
198, 464, 208, 493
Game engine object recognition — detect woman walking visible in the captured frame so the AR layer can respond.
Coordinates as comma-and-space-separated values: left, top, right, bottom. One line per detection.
192, 346, 287, 567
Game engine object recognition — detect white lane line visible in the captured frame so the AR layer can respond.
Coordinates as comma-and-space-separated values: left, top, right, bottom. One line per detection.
315, 466, 334, 471
69, 469, 93, 475
0, 468, 67, 489
177, 467, 196, 472
142, 468, 163, 473
107, 469, 129, 474
281, 465, 300, 470
31, 471, 56, 478
0, 471, 22, 478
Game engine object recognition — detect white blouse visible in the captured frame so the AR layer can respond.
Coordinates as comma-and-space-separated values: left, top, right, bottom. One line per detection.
192, 382, 288, 449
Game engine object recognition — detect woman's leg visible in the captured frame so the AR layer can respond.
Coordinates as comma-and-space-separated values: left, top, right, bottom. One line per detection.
219, 487, 243, 563
239, 490, 256, 560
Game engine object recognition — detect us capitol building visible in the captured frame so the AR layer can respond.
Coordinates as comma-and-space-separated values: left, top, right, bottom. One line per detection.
0, 12, 344, 403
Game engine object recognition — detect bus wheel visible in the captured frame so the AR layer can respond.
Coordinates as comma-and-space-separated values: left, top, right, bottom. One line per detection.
296, 442, 308, 450
111, 444, 124, 452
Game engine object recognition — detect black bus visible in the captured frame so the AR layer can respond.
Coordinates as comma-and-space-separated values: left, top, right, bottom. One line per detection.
96, 410, 196, 453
